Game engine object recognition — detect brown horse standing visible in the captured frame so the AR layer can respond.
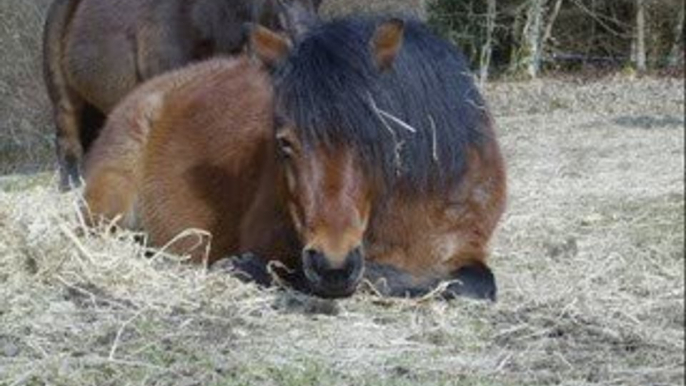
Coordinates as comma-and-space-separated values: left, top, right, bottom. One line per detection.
43, 0, 322, 190
84, 17, 506, 300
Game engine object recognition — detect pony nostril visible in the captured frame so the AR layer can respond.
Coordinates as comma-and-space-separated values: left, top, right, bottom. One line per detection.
302, 249, 329, 283
303, 249, 329, 275
344, 247, 364, 278
302, 247, 365, 297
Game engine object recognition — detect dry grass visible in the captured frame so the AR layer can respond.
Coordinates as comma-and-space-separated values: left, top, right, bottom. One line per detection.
0, 76, 683, 385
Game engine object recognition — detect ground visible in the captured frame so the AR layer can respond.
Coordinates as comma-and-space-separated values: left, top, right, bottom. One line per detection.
0, 76, 683, 386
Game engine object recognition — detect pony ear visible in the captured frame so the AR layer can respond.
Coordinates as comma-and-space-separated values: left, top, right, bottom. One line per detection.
370, 18, 405, 72
247, 24, 292, 67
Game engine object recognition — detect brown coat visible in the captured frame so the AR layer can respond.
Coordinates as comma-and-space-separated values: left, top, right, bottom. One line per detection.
43, 0, 321, 189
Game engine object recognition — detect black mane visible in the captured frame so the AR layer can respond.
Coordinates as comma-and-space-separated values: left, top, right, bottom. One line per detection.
273, 16, 492, 191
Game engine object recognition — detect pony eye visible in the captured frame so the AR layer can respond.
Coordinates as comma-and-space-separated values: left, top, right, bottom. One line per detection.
277, 136, 295, 157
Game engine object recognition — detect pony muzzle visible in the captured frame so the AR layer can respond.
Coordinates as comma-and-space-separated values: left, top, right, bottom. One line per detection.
301, 246, 364, 298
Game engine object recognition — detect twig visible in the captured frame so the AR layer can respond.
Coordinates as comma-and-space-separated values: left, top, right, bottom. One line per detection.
58, 222, 94, 263
376, 109, 417, 133
109, 309, 144, 360
266, 259, 295, 288
416, 280, 456, 303
428, 115, 439, 163
147, 228, 211, 264
359, 277, 388, 298
368, 93, 404, 175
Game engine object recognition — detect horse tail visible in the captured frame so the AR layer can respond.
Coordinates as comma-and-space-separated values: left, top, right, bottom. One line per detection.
42, 0, 81, 104
43, 0, 87, 190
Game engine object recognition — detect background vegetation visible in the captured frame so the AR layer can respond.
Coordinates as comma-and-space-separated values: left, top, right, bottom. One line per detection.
427, 0, 684, 79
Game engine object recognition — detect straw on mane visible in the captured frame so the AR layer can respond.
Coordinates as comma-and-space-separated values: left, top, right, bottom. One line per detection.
272, 16, 492, 192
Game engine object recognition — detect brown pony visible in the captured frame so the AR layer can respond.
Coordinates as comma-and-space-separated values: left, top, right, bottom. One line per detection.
43, 0, 322, 190
83, 17, 507, 300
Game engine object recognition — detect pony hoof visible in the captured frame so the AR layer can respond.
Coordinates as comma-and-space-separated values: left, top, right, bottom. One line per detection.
218, 254, 272, 287
446, 262, 497, 301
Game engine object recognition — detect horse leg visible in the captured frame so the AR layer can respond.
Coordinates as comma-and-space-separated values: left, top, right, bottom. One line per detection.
445, 260, 497, 301
53, 94, 85, 191
213, 254, 311, 293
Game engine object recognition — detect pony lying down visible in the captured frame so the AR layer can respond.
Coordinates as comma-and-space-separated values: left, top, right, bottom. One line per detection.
82, 16, 507, 300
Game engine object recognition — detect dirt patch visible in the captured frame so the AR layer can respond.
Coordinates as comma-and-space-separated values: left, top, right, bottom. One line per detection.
0, 78, 683, 385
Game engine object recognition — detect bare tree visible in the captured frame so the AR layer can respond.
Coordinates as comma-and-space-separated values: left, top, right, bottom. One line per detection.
635, 0, 647, 71
523, 0, 546, 77
542, 0, 564, 47
667, 3, 685, 67
479, 0, 497, 85
431, 0, 680, 76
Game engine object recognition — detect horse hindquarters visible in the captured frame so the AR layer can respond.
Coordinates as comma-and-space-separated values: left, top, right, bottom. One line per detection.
82, 63, 245, 233
82, 88, 166, 230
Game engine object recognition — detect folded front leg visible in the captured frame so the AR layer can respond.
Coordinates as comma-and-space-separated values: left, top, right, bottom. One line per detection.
363, 260, 497, 301
214, 254, 311, 293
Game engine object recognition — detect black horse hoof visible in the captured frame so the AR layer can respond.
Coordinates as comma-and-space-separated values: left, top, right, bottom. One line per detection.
445, 262, 497, 301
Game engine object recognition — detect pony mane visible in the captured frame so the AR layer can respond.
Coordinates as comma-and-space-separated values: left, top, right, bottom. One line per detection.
273, 16, 491, 191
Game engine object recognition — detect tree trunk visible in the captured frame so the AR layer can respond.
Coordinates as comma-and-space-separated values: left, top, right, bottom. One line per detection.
479, 0, 497, 85
523, 0, 546, 78
635, 0, 647, 71
589, 0, 598, 60
415, 0, 428, 20
668, 4, 685, 67
542, 0, 564, 47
